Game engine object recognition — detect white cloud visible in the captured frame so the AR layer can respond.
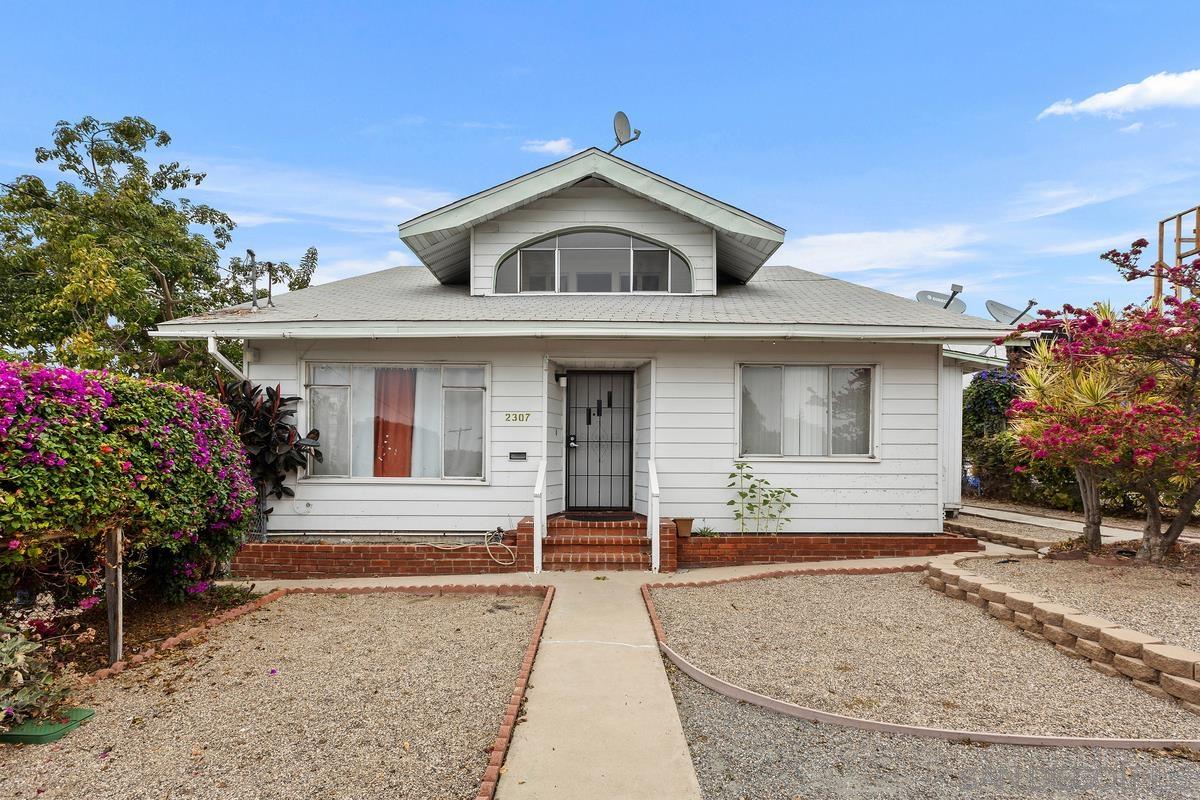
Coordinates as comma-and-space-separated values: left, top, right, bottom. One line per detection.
1034, 231, 1145, 256
521, 138, 575, 155
1064, 273, 1131, 286
1006, 179, 1152, 220
1039, 69, 1200, 118
358, 115, 429, 136
1118, 121, 1144, 134
229, 211, 295, 227
317, 249, 418, 283
182, 155, 455, 229
767, 224, 983, 273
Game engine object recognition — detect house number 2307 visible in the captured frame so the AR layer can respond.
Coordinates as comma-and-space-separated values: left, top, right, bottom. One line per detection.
505, 412, 532, 423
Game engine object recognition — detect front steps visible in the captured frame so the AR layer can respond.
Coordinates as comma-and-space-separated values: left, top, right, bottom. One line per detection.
519, 514, 656, 571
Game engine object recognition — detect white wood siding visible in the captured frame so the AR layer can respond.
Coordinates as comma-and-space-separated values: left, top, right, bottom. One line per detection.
470, 182, 716, 295
546, 363, 565, 515
247, 338, 944, 535
633, 361, 653, 516
939, 360, 965, 510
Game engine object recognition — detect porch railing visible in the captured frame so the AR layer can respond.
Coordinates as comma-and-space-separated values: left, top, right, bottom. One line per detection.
647, 458, 661, 573
533, 459, 547, 573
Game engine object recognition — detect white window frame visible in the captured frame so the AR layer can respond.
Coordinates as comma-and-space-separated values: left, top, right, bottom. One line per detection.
735, 362, 881, 462
494, 228, 696, 295
301, 360, 490, 484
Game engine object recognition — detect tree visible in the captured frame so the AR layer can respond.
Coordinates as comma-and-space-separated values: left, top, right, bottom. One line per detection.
1007, 240, 1200, 561
1010, 332, 1133, 552
0, 116, 316, 387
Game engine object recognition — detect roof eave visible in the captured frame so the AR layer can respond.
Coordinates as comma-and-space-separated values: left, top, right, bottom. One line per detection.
152, 319, 1008, 344
397, 149, 785, 284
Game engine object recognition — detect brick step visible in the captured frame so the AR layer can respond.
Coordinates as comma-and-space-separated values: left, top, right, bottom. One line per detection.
541, 552, 651, 571
543, 534, 648, 546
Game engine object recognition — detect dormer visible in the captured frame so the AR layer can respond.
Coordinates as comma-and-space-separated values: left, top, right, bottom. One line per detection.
397, 148, 785, 297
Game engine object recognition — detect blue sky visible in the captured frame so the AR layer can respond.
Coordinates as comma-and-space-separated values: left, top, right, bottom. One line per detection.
3, 1, 1200, 318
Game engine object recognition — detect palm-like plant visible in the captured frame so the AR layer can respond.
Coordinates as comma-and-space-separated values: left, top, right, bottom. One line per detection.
215, 377, 321, 536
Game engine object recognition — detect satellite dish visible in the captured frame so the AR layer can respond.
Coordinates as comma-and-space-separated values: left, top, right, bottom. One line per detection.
916, 285, 967, 314
609, 111, 641, 153
986, 298, 1038, 324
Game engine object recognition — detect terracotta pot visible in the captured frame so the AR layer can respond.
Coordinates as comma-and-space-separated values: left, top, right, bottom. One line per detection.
674, 518, 694, 538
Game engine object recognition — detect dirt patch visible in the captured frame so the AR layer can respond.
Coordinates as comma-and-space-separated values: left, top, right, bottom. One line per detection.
958, 554, 1200, 651
652, 572, 1200, 738
1, 591, 541, 800
53, 585, 261, 674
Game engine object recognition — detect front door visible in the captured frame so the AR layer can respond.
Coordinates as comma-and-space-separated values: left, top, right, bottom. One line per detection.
566, 371, 634, 510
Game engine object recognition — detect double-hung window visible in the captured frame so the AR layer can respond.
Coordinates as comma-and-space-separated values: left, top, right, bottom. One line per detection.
739, 365, 874, 457
307, 363, 487, 479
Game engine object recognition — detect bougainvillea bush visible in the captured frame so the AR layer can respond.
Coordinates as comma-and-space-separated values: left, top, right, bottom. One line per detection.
0, 359, 257, 602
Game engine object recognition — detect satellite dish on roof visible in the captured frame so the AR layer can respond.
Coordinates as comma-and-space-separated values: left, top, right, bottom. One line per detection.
916, 284, 966, 314
609, 111, 641, 153
986, 298, 1038, 324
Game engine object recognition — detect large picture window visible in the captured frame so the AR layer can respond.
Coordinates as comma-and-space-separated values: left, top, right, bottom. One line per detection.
739, 365, 874, 457
494, 229, 693, 294
307, 363, 486, 479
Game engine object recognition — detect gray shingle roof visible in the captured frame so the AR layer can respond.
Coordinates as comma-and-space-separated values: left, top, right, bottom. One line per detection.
160, 266, 1004, 331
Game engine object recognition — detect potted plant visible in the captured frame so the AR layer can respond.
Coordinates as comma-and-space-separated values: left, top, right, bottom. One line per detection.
674, 517, 694, 538
0, 623, 91, 744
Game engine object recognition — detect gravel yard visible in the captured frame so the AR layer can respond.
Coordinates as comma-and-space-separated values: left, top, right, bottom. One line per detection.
957, 513, 1075, 543
0, 591, 541, 800
651, 572, 1200, 738
671, 666, 1200, 800
959, 555, 1200, 652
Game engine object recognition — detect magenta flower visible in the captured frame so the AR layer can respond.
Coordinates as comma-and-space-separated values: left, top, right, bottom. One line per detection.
7, 539, 19, 550
78, 596, 100, 611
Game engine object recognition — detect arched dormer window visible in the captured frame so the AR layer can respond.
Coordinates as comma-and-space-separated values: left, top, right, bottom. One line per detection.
494, 229, 693, 294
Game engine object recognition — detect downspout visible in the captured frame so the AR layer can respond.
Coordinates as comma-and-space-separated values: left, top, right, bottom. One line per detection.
207, 336, 247, 380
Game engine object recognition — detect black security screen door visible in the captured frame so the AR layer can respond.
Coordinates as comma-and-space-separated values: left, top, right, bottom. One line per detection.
566, 371, 634, 510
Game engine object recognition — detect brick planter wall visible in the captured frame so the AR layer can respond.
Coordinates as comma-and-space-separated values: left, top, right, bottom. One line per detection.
229, 527, 977, 578
676, 533, 979, 569
231, 533, 528, 579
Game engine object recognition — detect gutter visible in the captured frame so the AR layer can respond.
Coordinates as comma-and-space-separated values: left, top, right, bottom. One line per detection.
154, 322, 1009, 345
207, 336, 247, 380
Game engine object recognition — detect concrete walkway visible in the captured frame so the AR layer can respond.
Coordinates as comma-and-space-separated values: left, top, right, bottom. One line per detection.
962, 504, 1200, 544
243, 550, 1000, 799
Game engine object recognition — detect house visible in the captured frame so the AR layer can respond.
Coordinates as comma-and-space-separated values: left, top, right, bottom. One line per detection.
155, 148, 1004, 574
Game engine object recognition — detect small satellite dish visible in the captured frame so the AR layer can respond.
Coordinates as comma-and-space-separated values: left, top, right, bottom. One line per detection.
609, 111, 641, 153
916, 284, 967, 314
986, 298, 1038, 324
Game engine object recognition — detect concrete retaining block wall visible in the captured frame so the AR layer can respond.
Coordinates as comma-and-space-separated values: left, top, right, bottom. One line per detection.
924, 556, 1200, 717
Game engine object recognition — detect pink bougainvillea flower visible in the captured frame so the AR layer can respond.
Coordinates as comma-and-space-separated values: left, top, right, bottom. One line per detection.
78, 596, 100, 611
7, 539, 19, 550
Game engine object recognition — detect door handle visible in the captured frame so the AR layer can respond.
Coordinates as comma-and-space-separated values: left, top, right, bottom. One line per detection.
568, 434, 578, 448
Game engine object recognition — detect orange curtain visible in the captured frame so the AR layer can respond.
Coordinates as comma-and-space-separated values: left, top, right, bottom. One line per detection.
374, 368, 416, 477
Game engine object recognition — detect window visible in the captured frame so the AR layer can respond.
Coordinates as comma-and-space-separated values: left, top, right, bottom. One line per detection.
739, 365, 874, 457
307, 363, 486, 479
493, 229, 693, 294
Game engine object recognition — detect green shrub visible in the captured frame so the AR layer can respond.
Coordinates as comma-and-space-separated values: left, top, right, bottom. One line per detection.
0, 359, 257, 602
0, 622, 73, 731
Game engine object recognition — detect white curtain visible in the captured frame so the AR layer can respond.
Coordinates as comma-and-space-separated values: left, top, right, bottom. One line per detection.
831, 367, 872, 455
350, 367, 376, 477
740, 367, 782, 455
411, 368, 442, 477
784, 366, 829, 456
309, 385, 350, 476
